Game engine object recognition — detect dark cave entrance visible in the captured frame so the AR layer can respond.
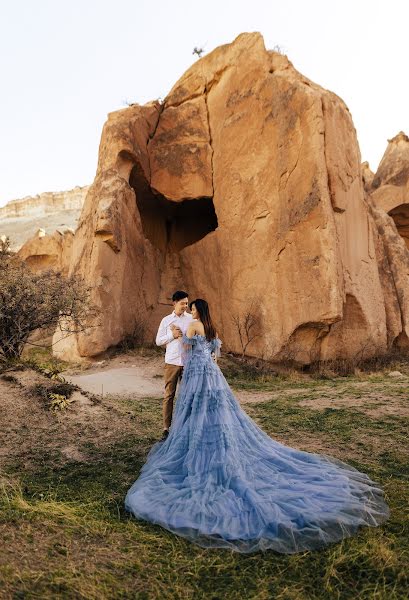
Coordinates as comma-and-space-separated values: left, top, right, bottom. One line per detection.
388, 204, 409, 251
129, 164, 218, 253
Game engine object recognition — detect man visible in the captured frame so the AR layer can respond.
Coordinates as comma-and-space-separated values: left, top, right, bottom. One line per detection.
155, 290, 193, 440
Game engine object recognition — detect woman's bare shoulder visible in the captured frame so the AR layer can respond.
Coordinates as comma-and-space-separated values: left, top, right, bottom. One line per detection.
189, 320, 205, 334
186, 320, 203, 336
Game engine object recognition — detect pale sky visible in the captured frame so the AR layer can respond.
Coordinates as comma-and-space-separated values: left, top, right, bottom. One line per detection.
0, 0, 408, 207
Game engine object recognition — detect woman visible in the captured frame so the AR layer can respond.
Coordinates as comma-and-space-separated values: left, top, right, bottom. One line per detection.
125, 299, 389, 553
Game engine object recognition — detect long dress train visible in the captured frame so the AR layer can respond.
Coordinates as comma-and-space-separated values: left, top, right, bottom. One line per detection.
124, 334, 389, 553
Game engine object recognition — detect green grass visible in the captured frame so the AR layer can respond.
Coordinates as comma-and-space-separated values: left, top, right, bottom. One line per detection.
1, 387, 408, 598
21, 345, 72, 372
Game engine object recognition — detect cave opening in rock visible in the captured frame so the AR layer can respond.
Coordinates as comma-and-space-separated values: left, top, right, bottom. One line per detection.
129, 164, 218, 252
25, 254, 59, 272
388, 204, 409, 250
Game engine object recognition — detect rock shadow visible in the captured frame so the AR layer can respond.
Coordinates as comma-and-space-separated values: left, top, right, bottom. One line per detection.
129, 163, 218, 253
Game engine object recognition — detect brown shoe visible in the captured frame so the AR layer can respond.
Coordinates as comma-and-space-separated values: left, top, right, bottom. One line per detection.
161, 429, 169, 441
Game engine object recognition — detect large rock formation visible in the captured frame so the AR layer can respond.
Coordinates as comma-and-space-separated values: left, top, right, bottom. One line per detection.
52, 33, 409, 363
0, 185, 88, 251
366, 132, 409, 250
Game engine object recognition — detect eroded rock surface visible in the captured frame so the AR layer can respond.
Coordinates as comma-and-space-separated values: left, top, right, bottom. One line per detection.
17, 229, 74, 276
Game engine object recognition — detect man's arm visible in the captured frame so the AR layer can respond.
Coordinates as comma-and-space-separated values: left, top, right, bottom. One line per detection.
156, 318, 178, 347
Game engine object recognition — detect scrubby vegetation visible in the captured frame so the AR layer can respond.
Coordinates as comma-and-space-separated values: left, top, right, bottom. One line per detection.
0, 237, 99, 361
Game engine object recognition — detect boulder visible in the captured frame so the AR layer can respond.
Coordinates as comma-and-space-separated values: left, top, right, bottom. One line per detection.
18, 229, 74, 276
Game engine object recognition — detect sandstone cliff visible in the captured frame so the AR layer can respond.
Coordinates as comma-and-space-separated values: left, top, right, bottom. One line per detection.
0, 186, 88, 250
52, 33, 409, 363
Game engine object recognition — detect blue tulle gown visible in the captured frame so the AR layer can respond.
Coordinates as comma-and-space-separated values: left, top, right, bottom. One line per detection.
125, 334, 389, 553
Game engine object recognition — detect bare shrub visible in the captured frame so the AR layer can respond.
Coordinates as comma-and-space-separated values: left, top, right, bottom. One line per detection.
354, 346, 409, 373
220, 352, 279, 384
231, 299, 262, 359
309, 337, 409, 378
192, 46, 205, 58
117, 316, 147, 352
271, 44, 286, 55
0, 237, 100, 361
1, 373, 19, 384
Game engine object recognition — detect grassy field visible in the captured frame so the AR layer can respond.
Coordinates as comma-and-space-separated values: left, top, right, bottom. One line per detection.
0, 355, 408, 599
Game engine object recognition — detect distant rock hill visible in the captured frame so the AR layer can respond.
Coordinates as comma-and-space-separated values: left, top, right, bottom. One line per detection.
0, 185, 89, 250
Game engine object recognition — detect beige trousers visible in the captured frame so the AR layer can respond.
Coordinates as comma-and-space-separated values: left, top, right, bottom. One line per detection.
163, 363, 183, 430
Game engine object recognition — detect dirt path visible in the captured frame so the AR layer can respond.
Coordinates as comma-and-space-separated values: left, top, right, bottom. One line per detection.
62, 354, 409, 418
63, 353, 164, 397
65, 367, 163, 397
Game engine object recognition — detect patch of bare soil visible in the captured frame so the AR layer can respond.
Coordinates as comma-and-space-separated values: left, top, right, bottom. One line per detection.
0, 368, 147, 472
296, 380, 409, 417
234, 390, 275, 404
235, 378, 409, 418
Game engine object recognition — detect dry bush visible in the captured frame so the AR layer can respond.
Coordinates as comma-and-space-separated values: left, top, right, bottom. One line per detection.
30, 381, 77, 402
0, 237, 100, 361
309, 338, 409, 378
265, 331, 409, 379
230, 298, 262, 359
116, 315, 147, 352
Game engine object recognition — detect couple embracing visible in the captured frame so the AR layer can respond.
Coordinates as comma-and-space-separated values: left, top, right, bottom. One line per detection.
154, 290, 218, 441
124, 290, 389, 554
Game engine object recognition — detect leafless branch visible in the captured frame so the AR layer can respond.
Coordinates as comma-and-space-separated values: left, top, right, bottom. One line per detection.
230, 298, 262, 359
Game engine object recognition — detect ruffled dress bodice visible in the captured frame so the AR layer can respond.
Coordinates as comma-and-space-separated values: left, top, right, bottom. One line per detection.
181, 333, 222, 367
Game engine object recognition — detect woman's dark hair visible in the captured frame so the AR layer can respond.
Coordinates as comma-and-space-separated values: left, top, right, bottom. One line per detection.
172, 290, 189, 302
189, 298, 217, 341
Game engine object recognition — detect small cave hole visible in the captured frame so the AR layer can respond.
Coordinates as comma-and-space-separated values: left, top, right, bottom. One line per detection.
388, 203, 409, 250
129, 164, 218, 252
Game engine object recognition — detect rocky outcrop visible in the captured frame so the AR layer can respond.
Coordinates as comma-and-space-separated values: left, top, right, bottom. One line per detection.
0, 186, 88, 218
366, 196, 409, 350
0, 186, 88, 251
52, 33, 409, 362
365, 132, 409, 251
361, 161, 375, 192
17, 229, 74, 276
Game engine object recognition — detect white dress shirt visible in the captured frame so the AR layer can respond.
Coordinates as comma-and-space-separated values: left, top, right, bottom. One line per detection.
156, 310, 194, 366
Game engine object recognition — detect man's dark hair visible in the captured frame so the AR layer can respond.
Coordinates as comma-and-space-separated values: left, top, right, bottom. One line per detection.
172, 290, 189, 302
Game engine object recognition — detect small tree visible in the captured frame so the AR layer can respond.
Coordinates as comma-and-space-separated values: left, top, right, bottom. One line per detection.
192, 46, 205, 58
0, 237, 100, 361
231, 299, 262, 359
272, 44, 285, 55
